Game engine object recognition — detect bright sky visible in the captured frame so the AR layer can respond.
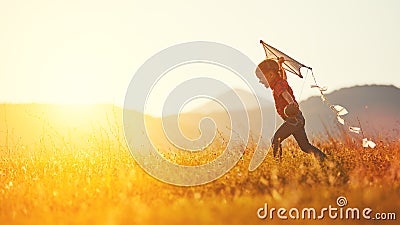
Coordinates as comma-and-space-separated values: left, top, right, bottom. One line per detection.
1, 0, 399, 115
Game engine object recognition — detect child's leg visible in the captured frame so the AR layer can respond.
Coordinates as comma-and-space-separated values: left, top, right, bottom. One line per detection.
292, 116, 326, 161
271, 121, 293, 157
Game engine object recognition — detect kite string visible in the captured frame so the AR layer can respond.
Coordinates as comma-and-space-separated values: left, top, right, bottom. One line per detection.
310, 69, 319, 86
310, 70, 333, 110
309, 70, 376, 148
297, 68, 308, 102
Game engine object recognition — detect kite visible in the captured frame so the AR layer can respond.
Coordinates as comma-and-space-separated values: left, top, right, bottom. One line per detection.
260, 40, 310, 78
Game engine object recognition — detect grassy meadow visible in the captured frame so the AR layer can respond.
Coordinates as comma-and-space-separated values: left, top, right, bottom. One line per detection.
0, 104, 399, 225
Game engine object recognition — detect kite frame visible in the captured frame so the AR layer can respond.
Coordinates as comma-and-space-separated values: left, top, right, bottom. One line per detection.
260, 40, 312, 78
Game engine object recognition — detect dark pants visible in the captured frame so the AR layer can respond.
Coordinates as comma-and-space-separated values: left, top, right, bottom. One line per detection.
271, 112, 326, 160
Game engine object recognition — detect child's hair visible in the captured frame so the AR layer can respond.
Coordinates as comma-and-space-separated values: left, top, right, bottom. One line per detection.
255, 59, 280, 83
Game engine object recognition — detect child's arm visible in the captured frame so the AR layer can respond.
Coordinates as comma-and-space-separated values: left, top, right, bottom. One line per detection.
278, 57, 287, 80
282, 91, 298, 107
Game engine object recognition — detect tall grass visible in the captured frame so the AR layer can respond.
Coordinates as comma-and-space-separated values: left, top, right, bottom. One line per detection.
0, 121, 399, 225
